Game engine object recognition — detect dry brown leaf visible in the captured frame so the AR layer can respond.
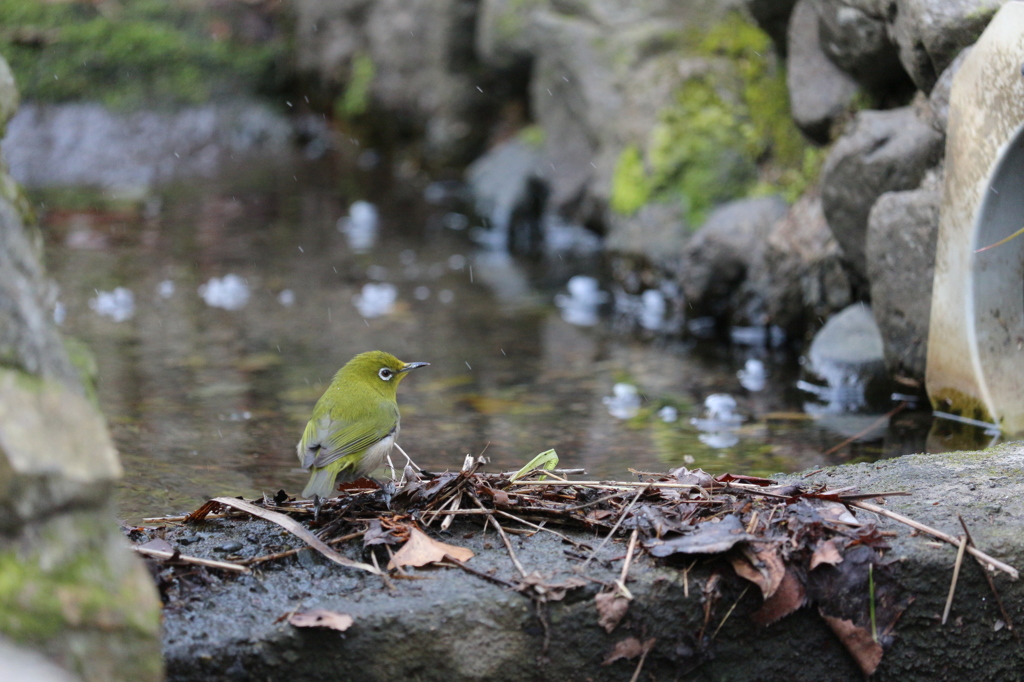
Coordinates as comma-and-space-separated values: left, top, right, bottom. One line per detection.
645, 515, 752, 557
815, 502, 862, 527
810, 539, 843, 570
595, 591, 630, 633
289, 609, 354, 632
752, 567, 806, 625
821, 613, 883, 676
602, 637, 656, 665
387, 527, 473, 569
730, 543, 785, 599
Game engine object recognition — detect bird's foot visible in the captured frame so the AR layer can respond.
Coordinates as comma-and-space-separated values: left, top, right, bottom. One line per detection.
312, 494, 323, 522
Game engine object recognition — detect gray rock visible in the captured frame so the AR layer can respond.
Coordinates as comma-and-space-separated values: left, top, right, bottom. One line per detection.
806, 302, 887, 410
886, 0, 1006, 92
528, 10, 608, 219
466, 136, 546, 249
739, 192, 853, 336
812, 0, 912, 94
5, 102, 292, 192
810, 302, 884, 368
294, 0, 491, 165
866, 169, 942, 381
743, 0, 798, 55
0, 54, 162, 680
678, 196, 788, 318
605, 201, 687, 270
923, 47, 971, 133
159, 443, 1024, 681
476, 0, 540, 69
786, 0, 861, 142
0, 636, 80, 682
0, 198, 80, 391
820, 106, 944, 280
0, 55, 19, 132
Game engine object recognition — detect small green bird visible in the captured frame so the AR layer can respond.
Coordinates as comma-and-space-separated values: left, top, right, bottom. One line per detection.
297, 351, 429, 503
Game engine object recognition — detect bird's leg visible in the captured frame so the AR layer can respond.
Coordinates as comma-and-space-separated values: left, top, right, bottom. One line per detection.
312, 494, 323, 522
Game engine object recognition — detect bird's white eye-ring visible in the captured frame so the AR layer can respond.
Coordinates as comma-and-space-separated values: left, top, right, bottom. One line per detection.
378, 368, 394, 381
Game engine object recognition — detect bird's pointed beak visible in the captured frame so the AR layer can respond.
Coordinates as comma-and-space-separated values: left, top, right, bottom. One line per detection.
399, 361, 430, 373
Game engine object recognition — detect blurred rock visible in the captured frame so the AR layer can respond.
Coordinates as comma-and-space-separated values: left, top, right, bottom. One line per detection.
294, 0, 493, 165
786, 0, 860, 142
812, 0, 912, 95
805, 302, 887, 411
738, 191, 853, 336
466, 136, 547, 253
886, 0, 1005, 93
923, 47, 971, 133
679, 196, 788, 318
866, 168, 942, 381
743, 0, 798, 55
5, 102, 291, 192
820, 106, 944, 281
0, 54, 162, 681
476, 0, 538, 69
606, 202, 687, 271
0, 636, 79, 682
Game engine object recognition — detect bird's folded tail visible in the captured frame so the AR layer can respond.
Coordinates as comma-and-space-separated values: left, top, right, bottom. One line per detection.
302, 467, 339, 500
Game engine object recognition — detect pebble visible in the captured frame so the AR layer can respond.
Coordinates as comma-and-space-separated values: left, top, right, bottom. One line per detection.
215, 541, 243, 553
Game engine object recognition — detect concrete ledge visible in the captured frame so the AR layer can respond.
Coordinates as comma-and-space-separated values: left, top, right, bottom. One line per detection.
159, 445, 1024, 681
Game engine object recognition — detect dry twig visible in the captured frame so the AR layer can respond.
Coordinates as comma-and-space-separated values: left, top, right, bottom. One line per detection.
132, 546, 250, 574
850, 500, 1019, 579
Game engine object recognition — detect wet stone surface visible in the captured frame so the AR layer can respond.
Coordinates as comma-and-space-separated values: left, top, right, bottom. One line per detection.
148, 443, 1024, 682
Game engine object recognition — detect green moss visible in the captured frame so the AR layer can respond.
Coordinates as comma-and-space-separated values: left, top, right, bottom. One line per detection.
336, 53, 375, 119
63, 336, 99, 406
0, 0, 287, 107
0, 542, 159, 643
610, 12, 821, 225
518, 124, 546, 149
610, 145, 652, 215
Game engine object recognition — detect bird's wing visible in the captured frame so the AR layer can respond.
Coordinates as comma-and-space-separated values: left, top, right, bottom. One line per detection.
306, 402, 399, 470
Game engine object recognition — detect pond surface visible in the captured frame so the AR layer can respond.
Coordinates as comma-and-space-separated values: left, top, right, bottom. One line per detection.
37, 147, 993, 522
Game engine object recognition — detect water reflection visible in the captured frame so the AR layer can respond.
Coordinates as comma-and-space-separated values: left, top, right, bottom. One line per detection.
38, 152, 948, 522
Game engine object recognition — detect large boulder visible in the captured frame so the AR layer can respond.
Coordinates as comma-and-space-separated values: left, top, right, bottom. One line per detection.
678, 196, 788, 318
820, 105, 944, 282
786, 0, 860, 143
739, 191, 853, 335
466, 135, 548, 253
475, 0, 541, 70
922, 47, 970, 134
0, 54, 162, 680
294, 0, 495, 164
866, 169, 942, 382
811, 0, 913, 95
743, 0, 798, 55
886, 0, 1007, 93
606, 202, 688, 272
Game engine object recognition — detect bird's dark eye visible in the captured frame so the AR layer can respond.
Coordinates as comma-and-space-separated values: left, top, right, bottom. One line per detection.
378, 368, 393, 381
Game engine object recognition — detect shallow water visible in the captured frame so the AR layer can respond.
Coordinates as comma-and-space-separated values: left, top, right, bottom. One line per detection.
38, 149, 990, 522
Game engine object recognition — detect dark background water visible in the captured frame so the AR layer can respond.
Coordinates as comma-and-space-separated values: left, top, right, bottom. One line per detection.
37, 150, 984, 522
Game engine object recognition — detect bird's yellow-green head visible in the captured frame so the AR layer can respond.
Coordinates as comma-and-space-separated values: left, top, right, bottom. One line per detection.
333, 350, 429, 400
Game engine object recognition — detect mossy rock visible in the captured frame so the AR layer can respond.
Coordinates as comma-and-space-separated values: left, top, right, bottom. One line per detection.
610, 12, 823, 227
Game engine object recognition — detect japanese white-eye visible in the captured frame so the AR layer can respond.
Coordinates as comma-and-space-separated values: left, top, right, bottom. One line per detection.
297, 351, 429, 499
